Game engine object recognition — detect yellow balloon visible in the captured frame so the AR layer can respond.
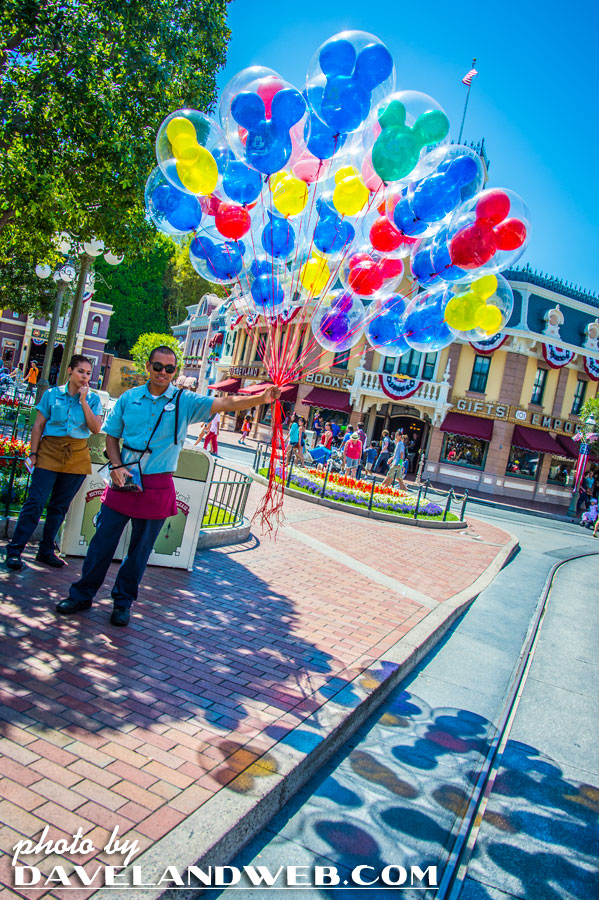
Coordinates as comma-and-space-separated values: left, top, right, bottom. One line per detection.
300, 255, 330, 295
166, 116, 197, 143
476, 303, 503, 334
271, 171, 308, 217
445, 293, 484, 331
176, 148, 218, 195
471, 274, 498, 301
333, 166, 369, 216
171, 134, 201, 164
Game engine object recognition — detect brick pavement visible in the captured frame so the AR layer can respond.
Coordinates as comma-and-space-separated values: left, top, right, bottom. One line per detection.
0, 483, 513, 898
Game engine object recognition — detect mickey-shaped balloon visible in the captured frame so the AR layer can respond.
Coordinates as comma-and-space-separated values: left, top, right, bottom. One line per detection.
311, 290, 366, 352
308, 36, 394, 134
215, 202, 251, 240
304, 109, 347, 160
222, 159, 262, 205
332, 166, 369, 216
190, 235, 245, 283
231, 88, 306, 175
372, 100, 449, 183
394, 155, 479, 237
345, 250, 403, 296
449, 190, 527, 269
261, 211, 295, 259
250, 259, 285, 312
270, 171, 308, 216
313, 199, 355, 254
365, 294, 410, 358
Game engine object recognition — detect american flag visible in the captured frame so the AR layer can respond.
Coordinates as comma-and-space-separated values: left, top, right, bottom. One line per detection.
462, 68, 478, 86
574, 443, 590, 492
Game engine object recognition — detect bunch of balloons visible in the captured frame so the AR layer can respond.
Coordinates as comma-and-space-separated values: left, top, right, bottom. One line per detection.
145, 29, 531, 366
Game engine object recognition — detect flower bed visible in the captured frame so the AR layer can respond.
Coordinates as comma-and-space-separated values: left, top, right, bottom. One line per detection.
0, 436, 31, 512
263, 466, 454, 520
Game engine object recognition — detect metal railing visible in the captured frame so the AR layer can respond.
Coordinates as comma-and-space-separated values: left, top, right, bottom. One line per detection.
203, 461, 252, 529
0, 391, 36, 443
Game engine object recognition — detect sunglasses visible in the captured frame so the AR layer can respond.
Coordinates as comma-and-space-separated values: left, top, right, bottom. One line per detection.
150, 362, 177, 374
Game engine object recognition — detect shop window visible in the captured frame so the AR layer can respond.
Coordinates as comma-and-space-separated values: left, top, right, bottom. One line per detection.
333, 349, 350, 369
469, 355, 491, 393
530, 368, 547, 405
571, 379, 586, 415
259, 403, 272, 426
441, 433, 488, 470
91, 315, 102, 336
238, 332, 248, 364
548, 458, 575, 486
252, 337, 263, 362
506, 446, 541, 480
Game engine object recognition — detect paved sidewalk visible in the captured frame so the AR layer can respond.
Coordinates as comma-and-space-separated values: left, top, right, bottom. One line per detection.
0, 483, 514, 899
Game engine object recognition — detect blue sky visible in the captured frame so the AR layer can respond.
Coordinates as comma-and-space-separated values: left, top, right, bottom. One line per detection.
217, 0, 598, 294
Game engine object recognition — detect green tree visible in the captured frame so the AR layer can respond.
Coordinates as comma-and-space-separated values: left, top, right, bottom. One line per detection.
94, 240, 172, 358
0, 0, 230, 309
130, 332, 183, 376
163, 238, 227, 326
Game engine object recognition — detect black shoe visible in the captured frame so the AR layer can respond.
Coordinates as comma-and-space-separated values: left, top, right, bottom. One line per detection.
55, 596, 92, 615
36, 551, 66, 568
5, 554, 24, 571
110, 606, 130, 627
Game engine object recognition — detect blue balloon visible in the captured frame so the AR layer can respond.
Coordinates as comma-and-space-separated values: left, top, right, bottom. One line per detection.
411, 155, 479, 223
231, 88, 306, 175
411, 246, 440, 287
223, 160, 262, 204
316, 39, 393, 134
305, 109, 346, 160
393, 194, 428, 237
366, 295, 410, 357
152, 184, 202, 232
405, 298, 452, 352
261, 211, 295, 258
430, 233, 467, 283
251, 273, 284, 311
313, 200, 355, 254
190, 236, 245, 281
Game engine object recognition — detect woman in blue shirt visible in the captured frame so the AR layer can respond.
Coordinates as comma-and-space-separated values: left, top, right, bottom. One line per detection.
5, 355, 103, 570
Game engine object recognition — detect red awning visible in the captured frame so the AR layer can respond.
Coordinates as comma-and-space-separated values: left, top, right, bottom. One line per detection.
557, 433, 599, 460
238, 382, 298, 401
302, 386, 353, 414
207, 377, 241, 392
511, 424, 563, 455
440, 412, 494, 442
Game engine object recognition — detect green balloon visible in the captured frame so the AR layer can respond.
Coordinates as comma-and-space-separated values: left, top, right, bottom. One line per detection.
413, 109, 450, 145
372, 101, 450, 183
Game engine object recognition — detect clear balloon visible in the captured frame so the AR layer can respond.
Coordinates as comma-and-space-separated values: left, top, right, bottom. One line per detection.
341, 245, 403, 297
306, 31, 395, 136
447, 188, 530, 273
311, 290, 366, 352
404, 286, 454, 352
446, 273, 514, 340
156, 109, 228, 196
371, 91, 450, 184
189, 229, 246, 284
365, 293, 410, 357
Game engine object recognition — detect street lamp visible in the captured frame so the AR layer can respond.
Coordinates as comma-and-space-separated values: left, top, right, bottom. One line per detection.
34, 262, 77, 400
567, 411, 598, 517
57, 237, 123, 384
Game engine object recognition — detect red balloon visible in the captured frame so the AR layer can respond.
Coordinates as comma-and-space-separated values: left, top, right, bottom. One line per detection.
449, 223, 496, 269
370, 217, 402, 252
348, 258, 384, 295
215, 203, 251, 239
379, 257, 403, 279
476, 190, 510, 226
494, 218, 526, 251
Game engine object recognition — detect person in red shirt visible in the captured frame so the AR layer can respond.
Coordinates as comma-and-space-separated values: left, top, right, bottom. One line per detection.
320, 421, 334, 449
343, 432, 362, 475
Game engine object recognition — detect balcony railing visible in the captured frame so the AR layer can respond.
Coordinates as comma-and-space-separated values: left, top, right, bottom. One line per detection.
351, 367, 451, 411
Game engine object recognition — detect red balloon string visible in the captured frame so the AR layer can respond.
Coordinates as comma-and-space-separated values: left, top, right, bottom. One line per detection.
252, 394, 286, 536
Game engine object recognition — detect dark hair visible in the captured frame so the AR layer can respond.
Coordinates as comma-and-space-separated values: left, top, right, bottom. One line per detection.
149, 345, 178, 363
67, 354, 92, 370
358, 422, 364, 429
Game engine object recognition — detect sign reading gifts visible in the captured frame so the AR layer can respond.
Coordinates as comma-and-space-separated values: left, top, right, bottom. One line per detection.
454, 397, 577, 434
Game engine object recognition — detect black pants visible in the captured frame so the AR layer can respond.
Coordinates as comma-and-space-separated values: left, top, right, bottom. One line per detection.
7, 467, 85, 555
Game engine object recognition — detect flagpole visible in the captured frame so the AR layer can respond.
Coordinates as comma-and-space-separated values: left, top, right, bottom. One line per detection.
458, 57, 476, 144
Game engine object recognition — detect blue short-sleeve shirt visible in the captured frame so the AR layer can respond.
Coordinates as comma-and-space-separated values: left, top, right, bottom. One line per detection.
104, 382, 213, 474
36, 385, 103, 438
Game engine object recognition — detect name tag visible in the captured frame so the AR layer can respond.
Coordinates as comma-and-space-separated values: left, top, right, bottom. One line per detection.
164, 403, 176, 411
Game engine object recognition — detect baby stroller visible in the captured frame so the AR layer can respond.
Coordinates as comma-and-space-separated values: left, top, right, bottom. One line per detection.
305, 445, 344, 473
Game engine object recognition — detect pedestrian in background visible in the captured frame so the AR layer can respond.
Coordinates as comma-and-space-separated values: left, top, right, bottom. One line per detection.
4, 355, 102, 571
343, 432, 363, 476
201, 411, 220, 455
25, 360, 39, 396
383, 430, 408, 491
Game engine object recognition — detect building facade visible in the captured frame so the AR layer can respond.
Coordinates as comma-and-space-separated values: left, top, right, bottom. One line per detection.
207, 267, 599, 509
171, 293, 226, 392
1, 297, 114, 387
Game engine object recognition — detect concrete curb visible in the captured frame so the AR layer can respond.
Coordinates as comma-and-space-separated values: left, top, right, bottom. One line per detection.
96, 533, 519, 900
250, 471, 467, 530
196, 518, 251, 549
